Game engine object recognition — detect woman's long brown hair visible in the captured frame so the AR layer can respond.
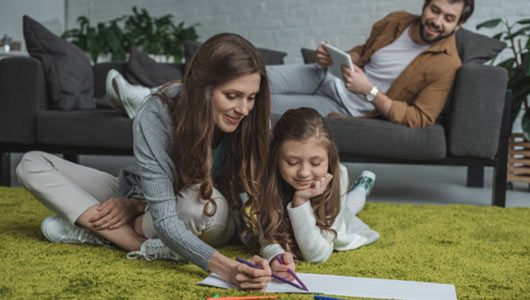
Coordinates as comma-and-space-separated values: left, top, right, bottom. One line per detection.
156, 33, 270, 240
257, 108, 342, 259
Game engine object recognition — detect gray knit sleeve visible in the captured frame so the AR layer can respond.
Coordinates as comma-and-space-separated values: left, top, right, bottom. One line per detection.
133, 97, 217, 271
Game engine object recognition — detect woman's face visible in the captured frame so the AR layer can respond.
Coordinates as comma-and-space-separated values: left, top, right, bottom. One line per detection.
211, 73, 260, 133
278, 136, 329, 191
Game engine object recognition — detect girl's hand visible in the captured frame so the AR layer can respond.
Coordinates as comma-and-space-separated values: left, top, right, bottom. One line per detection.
292, 173, 333, 207
229, 255, 272, 291
89, 197, 145, 230
271, 252, 296, 281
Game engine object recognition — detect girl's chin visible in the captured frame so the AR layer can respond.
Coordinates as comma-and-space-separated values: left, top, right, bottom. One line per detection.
292, 183, 312, 190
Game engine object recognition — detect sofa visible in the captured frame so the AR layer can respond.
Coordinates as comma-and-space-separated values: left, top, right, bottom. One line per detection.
0, 22, 510, 206
0, 44, 287, 183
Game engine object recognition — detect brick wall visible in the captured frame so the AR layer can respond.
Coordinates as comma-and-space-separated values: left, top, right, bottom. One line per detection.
66, 0, 528, 64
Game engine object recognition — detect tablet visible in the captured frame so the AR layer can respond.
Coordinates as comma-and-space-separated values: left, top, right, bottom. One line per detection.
320, 42, 354, 78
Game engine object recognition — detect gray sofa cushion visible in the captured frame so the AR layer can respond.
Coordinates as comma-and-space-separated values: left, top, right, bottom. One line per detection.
36, 110, 133, 150
301, 47, 317, 64
455, 28, 506, 64
23, 15, 96, 111
126, 48, 182, 88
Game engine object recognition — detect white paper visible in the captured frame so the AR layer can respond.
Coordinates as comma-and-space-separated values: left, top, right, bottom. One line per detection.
198, 273, 457, 300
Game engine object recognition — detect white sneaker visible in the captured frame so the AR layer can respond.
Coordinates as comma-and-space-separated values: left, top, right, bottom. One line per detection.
105, 69, 125, 110
112, 74, 151, 119
351, 170, 376, 196
127, 239, 182, 262
41, 215, 110, 246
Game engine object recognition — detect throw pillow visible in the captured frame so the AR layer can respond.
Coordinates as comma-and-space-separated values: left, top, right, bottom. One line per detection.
184, 40, 288, 65
184, 40, 201, 64
257, 48, 287, 65
125, 48, 182, 88
23, 15, 95, 110
455, 28, 506, 64
301, 48, 317, 64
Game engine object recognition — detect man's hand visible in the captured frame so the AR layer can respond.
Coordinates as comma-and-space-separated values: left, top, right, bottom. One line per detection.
88, 197, 145, 231
341, 64, 373, 95
270, 252, 296, 281
315, 43, 332, 67
292, 173, 333, 207
341, 64, 393, 117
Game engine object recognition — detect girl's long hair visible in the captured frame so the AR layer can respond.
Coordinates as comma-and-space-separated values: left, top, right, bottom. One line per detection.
157, 33, 270, 240
257, 108, 342, 259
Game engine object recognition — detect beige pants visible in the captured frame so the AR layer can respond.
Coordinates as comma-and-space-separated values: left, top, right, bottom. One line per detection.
16, 151, 234, 246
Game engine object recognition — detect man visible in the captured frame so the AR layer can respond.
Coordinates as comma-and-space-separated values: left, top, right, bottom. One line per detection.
267, 0, 474, 128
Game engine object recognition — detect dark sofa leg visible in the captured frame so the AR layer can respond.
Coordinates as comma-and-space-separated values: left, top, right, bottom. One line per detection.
467, 166, 484, 187
492, 163, 507, 207
1, 152, 11, 186
491, 90, 511, 207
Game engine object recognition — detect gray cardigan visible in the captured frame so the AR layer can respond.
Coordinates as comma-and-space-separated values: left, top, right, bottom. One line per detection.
120, 84, 219, 271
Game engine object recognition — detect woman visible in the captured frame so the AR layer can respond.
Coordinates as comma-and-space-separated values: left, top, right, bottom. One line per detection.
16, 33, 272, 290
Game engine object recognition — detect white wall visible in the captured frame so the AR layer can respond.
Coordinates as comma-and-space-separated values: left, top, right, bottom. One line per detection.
64, 0, 529, 64
1, 0, 528, 62
0, 0, 65, 52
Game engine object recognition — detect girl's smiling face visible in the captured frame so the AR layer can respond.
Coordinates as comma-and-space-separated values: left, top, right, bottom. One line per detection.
278, 136, 329, 190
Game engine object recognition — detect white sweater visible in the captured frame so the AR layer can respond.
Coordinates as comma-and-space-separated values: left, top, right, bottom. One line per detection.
259, 164, 380, 263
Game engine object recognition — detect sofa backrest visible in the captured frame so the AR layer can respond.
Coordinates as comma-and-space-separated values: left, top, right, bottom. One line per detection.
184, 41, 288, 65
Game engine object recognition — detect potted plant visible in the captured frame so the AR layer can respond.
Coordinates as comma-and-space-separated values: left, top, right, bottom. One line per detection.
477, 17, 530, 139
123, 7, 199, 63
62, 7, 199, 64
478, 18, 530, 186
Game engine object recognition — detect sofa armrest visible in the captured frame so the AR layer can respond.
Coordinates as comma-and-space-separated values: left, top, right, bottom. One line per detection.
0, 56, 48, 144
447, 64, 508, 158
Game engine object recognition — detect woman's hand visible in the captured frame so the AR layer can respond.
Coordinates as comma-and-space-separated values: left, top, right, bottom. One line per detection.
210, 253, 271, 291
292, 173, 333, 207
88, 197, 145, 230
270, 252, 296, 281
229, 255, 272, 291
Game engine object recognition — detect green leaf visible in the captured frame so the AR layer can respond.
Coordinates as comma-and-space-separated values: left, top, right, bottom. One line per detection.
497, 57, 516, 71
517, 18, 530, 25
511, 83, 530, 102
476, 18, 503, 30
492, 32, 504, 40
524, 52, 530, 76
504, 25, 530, 40
508, 71, 530, 123
522, 109, 530, 141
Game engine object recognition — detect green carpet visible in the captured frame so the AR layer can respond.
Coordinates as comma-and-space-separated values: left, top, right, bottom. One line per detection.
1, 186, 529, 299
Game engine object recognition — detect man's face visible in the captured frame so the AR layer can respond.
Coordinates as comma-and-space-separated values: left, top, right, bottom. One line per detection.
419, 0, 464, 44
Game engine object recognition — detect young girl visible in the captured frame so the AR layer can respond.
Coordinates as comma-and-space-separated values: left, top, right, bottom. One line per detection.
258, 107, 380, 276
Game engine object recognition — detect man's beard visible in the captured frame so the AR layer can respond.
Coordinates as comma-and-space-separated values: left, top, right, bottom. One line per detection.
418, 21, 456, 44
